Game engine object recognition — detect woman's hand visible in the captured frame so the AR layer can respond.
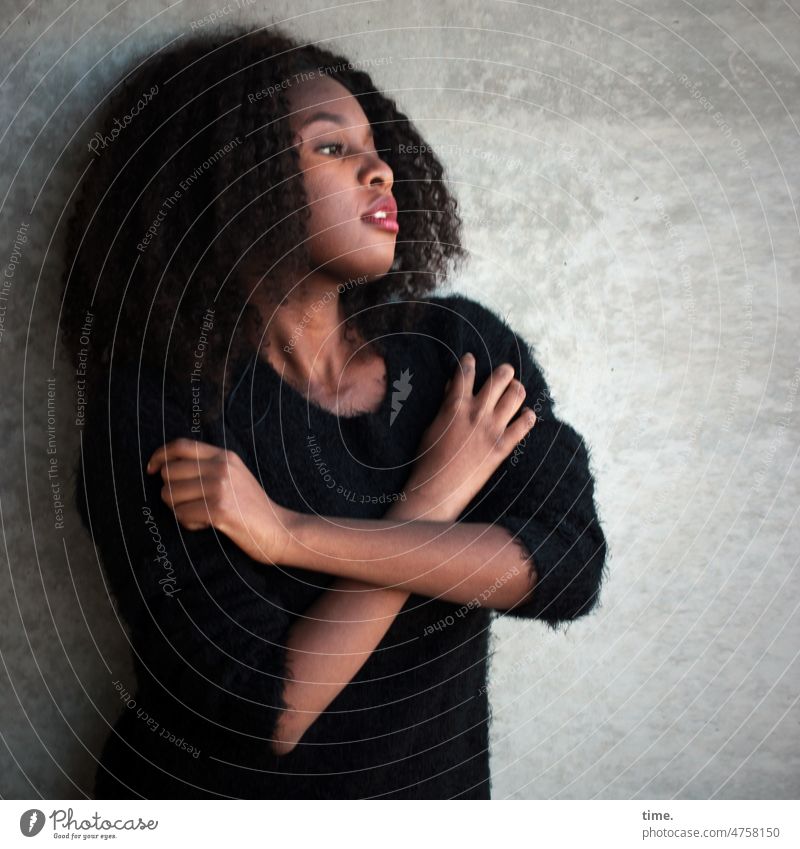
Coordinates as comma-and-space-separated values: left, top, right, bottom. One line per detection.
404, 352, 536, 517
146, 438, 292, 565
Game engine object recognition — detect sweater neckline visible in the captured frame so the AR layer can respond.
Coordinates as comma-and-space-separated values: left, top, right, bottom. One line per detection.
254, 333, 398, 424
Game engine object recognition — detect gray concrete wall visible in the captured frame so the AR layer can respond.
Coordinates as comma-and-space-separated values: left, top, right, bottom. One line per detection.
0, 0, 797, 799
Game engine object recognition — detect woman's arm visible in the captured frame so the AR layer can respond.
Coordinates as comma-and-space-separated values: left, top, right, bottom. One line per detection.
149, 353, 538, 614
271, 355, 538, 754
148, 353, 537, 756
277, 510, 536, 610
271, 494, 471, 756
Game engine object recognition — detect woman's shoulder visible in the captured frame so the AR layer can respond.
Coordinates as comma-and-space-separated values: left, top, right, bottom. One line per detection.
415, 291, 554, 411
85, 361, 195, 446
75, 364, 192, 532
414, 291, 528, 357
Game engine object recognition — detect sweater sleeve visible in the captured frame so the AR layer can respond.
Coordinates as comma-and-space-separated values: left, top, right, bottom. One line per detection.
77, 364, 297, 759
430, 294, 609, 631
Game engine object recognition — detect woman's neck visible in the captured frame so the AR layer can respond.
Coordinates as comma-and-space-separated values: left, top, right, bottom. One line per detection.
249, 286, 373, 395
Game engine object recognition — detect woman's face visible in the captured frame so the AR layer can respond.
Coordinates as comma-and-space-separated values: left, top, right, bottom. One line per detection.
287, 75, 398, 286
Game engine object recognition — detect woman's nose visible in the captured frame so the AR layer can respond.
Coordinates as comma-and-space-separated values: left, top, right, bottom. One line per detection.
359, 150, 393, 189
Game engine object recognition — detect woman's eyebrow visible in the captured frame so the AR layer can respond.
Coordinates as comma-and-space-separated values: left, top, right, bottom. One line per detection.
298, 111, 374, 142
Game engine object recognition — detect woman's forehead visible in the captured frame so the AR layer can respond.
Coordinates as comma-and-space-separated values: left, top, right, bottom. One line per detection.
288, 76, 366, 127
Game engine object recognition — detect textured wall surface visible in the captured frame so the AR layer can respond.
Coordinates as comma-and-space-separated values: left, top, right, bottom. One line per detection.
0, 0, 797, 799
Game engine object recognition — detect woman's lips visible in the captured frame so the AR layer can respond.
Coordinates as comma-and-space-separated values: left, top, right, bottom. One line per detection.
361, 210, 399, 233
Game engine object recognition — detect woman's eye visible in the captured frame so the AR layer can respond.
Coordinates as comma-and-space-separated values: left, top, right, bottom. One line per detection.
317, 141, 345, 156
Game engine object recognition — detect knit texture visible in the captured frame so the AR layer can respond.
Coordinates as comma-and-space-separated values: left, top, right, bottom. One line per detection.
77, 294, 608, 799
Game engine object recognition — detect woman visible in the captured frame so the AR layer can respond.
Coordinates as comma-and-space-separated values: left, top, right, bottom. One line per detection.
60, 25, 608, 799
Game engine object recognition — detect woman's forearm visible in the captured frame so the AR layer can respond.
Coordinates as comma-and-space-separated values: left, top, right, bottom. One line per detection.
271, 496, 458, 756
278, 511, 537, 611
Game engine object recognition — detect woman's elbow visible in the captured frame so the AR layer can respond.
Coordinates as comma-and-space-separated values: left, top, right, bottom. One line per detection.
562, 541, 608, 622
270, 709, 300, 757
270, 737, 296, 757
270, 704, 323, 757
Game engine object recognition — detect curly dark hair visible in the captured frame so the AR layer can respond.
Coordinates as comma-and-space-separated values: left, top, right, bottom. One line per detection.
58, 23, 467, 423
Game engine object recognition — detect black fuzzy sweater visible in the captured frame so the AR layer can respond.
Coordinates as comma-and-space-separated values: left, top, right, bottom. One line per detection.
78, 294, 608, 799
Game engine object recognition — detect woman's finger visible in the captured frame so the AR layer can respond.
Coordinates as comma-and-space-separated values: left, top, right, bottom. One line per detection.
451, 351, 476, 398
152, 457, 223, 483
496, 406, 537, 454
492, 376, 527, 424
172, 500, 216, 531
475, 362, 518, 411
159, 478, 217, 508
147, 438, 222, 474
